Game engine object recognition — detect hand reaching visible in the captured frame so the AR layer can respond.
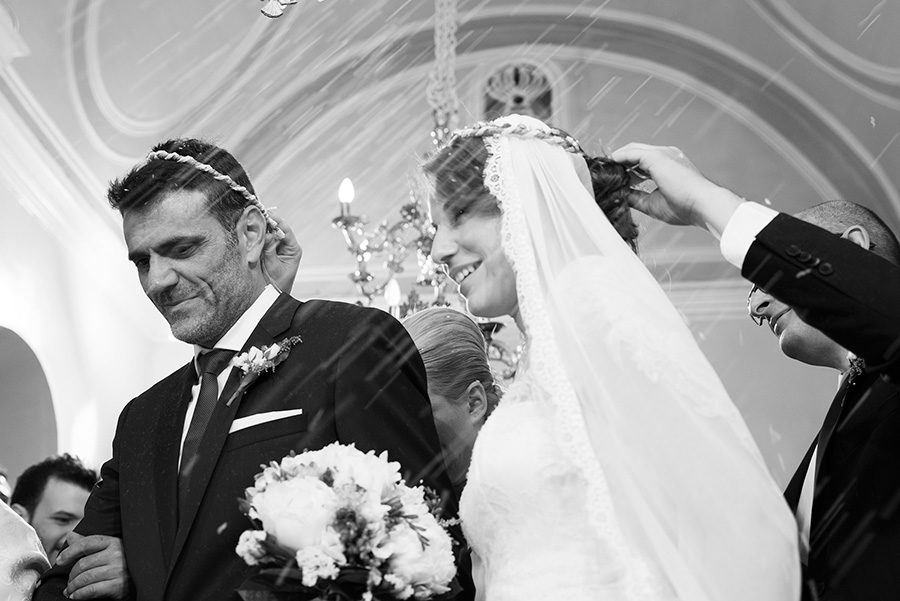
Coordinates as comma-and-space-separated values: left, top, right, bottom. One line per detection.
57, 532, 130, 600
261, 214, 302, 293
611, 143, 744, 235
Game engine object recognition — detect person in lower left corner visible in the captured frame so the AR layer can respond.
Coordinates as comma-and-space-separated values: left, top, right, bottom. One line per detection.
0, 464, 12, 504
0, 500, 50, 601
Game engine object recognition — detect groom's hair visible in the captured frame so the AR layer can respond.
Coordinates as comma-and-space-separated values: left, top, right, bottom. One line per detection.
795, 200, 900, 265
10, 453, 97, 515
107, 138, 255, 234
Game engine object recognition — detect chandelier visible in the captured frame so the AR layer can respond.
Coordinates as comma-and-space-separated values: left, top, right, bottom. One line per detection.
330, 176, 448, 318
330, 0, 460, 319
326, 0, 524, 379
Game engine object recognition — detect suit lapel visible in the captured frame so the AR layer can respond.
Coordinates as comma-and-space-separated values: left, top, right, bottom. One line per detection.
167, 293, 300, 572
152, 363, 195, 568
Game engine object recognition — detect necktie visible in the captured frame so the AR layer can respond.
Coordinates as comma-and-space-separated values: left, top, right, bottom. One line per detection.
178, 349, 234, 519
815, 366, 860, 476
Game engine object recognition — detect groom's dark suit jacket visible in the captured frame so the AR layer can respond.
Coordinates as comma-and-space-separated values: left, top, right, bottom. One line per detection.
35, 294, 457, 601
743, 214, 900, 600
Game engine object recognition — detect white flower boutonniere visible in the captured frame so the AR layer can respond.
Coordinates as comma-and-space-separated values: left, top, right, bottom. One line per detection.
226, 335, 302, 406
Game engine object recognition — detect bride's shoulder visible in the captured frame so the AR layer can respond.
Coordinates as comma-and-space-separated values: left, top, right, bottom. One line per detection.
479, 379, 559, 442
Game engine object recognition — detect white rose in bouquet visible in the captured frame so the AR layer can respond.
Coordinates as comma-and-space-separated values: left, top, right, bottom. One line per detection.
381, 518, 456, 599
253, 477, 339, 552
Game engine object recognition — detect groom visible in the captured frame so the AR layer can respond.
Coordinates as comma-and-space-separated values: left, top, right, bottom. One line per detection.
34, 139, 455, 601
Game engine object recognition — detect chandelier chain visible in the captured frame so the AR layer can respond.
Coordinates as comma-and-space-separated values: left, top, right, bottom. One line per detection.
426, 0, 459, 136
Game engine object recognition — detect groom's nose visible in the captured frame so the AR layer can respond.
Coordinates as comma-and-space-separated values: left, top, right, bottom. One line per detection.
748, 286, 774, 324
144, 255, 178, 297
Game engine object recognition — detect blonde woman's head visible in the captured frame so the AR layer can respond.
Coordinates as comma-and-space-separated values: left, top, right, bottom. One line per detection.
403, 307, 501, 487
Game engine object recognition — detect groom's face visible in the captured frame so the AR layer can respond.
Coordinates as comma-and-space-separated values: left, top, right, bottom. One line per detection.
123, 190, 257, 347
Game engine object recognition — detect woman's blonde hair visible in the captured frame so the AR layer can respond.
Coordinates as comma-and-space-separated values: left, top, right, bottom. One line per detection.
403, 307, 501, 415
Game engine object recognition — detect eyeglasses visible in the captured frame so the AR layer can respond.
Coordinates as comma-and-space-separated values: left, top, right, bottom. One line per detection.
747, 284, 767, 326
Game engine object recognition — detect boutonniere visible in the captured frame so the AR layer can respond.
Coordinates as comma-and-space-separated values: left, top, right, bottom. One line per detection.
226, 335, 302, 406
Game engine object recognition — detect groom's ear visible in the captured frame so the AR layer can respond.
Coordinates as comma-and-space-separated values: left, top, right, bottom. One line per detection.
10, 502, 31, 523
237, 205, 267, 267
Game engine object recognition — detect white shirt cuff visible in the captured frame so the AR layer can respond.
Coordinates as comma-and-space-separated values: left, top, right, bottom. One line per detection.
720, 202, 779, 268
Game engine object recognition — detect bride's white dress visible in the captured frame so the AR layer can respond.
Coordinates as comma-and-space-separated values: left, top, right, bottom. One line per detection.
460, 374, 671, 601
449, 114, 799, 601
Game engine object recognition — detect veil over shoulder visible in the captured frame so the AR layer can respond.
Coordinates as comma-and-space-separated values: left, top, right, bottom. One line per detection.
468, 114, 799, 601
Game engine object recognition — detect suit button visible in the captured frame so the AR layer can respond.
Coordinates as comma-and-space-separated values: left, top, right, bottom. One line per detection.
787, 245, 801, 257
797, 251, 812, 263
818, 263, 834, 275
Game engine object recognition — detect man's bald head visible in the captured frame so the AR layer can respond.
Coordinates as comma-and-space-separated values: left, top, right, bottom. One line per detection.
795, 200, 900, 265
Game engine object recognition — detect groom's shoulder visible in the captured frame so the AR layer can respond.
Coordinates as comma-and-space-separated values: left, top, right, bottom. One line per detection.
127, 361, 194, 412
293, 297, 400, 332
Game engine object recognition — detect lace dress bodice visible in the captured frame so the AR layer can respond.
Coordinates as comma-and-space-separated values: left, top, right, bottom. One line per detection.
459, 375, 646, 601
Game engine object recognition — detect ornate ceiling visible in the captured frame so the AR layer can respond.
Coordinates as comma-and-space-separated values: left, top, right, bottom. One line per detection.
3, 0, 899, 302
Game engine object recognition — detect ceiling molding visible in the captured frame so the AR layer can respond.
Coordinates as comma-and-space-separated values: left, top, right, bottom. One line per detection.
231, 6, 900, 224
0, 89, 164, 341
0, 67, 110, 224
747, 0, 900, 108
0, 2, 27, 65
64, 0, 283, 154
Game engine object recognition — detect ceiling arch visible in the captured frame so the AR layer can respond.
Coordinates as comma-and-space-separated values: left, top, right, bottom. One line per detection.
747, 0, 900, 108
228, 7, 899, 221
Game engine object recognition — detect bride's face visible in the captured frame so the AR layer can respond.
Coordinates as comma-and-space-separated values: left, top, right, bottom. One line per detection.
430, 197, 519, 320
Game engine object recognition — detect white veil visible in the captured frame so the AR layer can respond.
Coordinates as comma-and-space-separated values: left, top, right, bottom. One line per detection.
469, 114, 799, 601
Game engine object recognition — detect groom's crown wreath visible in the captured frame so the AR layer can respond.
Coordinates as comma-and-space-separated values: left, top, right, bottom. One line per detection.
145, 150, 285, 240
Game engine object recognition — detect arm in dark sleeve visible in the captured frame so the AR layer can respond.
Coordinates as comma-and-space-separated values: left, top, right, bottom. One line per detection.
332, 308, 457, 512
744, 213, 900, 378
34, 402, 132, 600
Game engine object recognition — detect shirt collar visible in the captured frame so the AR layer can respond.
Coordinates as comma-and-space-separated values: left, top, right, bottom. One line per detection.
193, 285, 281, 360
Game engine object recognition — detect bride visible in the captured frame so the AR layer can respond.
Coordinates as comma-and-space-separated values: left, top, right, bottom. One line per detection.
420, 114, 799, 601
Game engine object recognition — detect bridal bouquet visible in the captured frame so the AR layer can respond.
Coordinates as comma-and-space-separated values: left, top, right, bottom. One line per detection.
235, 442, 457, 601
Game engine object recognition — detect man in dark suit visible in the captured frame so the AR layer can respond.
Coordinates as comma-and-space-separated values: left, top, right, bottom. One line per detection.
35, 139, 455, 601
612, 143, 900, 600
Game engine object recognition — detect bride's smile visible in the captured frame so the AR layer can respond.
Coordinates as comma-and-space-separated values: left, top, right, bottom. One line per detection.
429, 202, 519, 321
450, 261, 481, 285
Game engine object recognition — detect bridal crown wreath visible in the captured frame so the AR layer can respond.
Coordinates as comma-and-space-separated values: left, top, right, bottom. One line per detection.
441, 119, 656, 192
445, 120, 586, 155
146, 150, 285, 240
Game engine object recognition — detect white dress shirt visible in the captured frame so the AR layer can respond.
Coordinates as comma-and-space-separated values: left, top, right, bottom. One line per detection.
178, 285, 280, 466
719, 202, 779, 269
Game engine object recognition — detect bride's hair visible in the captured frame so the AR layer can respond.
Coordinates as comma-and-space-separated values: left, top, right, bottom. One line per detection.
423, 134, 639, 252
403, 307, 501, 418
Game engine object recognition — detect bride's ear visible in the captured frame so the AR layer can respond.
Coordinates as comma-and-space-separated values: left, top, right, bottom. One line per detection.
465, 381, 488, 424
